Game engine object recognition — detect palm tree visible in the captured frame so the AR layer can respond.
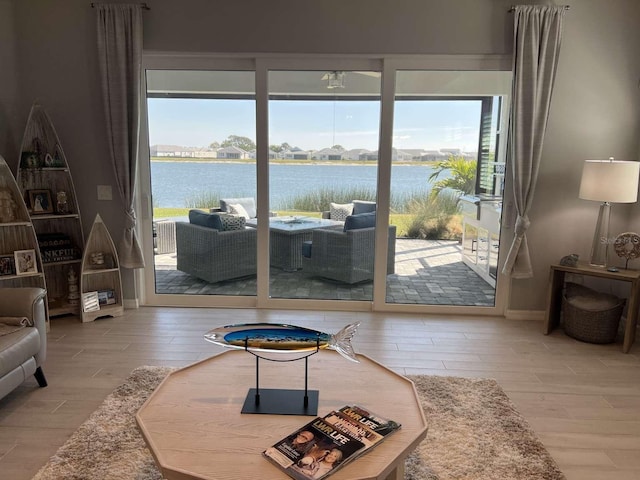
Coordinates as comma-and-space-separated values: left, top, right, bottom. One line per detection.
428, 155, 477, 199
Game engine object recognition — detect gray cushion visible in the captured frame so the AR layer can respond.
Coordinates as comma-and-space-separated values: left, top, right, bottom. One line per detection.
352, 200, 376, 215
220, 197, 257, 219
189, 210, 223, 230
344, 211, 376, 231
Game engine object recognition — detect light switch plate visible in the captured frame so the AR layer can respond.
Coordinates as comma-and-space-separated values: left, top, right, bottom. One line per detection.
97, 185, 112, 201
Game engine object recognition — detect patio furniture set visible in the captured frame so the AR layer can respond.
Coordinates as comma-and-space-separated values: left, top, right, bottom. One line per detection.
173, 197, 396, 285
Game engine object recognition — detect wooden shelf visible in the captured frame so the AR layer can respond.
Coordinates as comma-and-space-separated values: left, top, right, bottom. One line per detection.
82, 267, 120, 275
49, 300, 79, 317
0, 272, 44, 281
0, 221, 32, 227
22, 167, 70, 173
81, 303, 124, 323
0, 154, 48, 329
30, 213, 80, 221
17, 103, 85, 322
42, 260, 82, 270
81, 214, 123, 323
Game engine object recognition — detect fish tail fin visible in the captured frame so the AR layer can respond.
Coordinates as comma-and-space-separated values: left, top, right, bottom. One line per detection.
329, 322, 360, 363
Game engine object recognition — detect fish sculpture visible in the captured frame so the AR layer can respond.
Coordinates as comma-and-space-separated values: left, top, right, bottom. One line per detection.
203, 322, 360, 363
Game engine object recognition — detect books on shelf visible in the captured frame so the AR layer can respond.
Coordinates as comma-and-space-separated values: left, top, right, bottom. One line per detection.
97, 289, 116, 305
263, 405, 400, 480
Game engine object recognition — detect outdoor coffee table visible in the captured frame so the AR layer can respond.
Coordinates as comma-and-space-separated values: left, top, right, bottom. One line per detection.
246, 216, 343, 271
136, 349, 427, 480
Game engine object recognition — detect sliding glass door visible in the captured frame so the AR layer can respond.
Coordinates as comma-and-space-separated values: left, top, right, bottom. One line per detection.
145, 69, 258, 298
387, 70, 510, 307
139, 55, 511, 314
266, 70, 381, 301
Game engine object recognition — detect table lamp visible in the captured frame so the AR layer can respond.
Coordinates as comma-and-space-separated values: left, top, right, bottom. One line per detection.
579, 158, 640, 267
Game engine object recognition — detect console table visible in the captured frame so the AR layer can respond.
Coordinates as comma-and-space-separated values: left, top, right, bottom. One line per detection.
544, 263, 640, 353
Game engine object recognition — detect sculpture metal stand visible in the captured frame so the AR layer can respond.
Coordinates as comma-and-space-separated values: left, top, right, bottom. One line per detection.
241, 337, 319, 416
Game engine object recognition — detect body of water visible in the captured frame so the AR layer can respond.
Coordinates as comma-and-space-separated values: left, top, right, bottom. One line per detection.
150, 161, 440, 209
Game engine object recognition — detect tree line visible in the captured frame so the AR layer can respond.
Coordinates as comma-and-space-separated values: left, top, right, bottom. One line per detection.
210, 135, 343, 152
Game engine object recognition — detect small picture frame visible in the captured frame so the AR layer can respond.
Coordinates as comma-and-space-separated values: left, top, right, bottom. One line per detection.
0, 255, 16, 276
28, 189, 53, 215
14, 249, 37, 275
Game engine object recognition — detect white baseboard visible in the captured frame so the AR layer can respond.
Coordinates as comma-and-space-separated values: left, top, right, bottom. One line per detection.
123, 298, 139, 309
504, 309, 545, 321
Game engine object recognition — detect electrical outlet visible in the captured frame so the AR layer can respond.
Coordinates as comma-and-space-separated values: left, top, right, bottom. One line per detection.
97, 185, 112, 201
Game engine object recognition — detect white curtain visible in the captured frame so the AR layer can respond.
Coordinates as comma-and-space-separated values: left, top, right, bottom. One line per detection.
96, 4, 145, 268
502, 5, 566, 278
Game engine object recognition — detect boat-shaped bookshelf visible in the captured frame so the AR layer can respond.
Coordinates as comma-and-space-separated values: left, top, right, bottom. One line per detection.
80, 214, 123, 323
16, 103, 84, 317
0, 155, 49, 327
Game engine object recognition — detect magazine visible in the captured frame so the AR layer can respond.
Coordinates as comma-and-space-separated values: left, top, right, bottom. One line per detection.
323, 410, 384, 448
263, 405, 400, 480
338, 405, 402, 437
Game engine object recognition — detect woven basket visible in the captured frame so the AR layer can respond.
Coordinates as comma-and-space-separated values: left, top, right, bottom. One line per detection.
562, 293, 625, 344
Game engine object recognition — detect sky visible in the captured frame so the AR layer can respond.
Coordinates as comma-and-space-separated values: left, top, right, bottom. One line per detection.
147, 97, 482, 152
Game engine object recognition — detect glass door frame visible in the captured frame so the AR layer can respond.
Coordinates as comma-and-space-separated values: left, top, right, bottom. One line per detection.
136, 52, 511, 316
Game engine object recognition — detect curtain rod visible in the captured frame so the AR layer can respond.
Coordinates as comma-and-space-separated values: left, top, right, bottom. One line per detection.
509, 5, 570, 11
91, 2, 150, 9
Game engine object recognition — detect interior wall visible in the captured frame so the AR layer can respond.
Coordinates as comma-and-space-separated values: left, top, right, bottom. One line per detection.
10, 0, 130, 295
509, 0, 640, 309
0, 0, 18, 163
5, 0, 640, 311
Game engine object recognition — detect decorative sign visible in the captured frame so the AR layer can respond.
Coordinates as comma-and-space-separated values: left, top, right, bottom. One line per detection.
82, 291, 100, 313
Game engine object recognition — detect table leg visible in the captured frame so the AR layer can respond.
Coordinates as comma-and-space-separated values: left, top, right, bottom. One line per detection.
384, 462, 404, 480
544, 268, 565, 334
623, 279, 640, 353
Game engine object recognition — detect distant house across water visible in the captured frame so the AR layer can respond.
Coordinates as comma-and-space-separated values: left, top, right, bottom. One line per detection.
150, 144, 477, 162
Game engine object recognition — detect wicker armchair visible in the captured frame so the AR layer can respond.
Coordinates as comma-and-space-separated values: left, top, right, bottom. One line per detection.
176, 222, 257, 283
302, 226, 396, 284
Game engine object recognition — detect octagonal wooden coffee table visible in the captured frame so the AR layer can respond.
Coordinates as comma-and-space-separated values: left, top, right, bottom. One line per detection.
136, 350, 427, 480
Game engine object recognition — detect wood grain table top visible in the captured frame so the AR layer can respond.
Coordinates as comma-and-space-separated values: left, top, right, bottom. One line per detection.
136, 350, 427, 480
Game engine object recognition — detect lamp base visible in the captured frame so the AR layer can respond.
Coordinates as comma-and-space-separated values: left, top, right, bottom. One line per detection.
589, 202, 610, 267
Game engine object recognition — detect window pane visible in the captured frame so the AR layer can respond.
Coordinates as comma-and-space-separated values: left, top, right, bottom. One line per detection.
387, 70, 509, 306
146, 70, 258, 297
267, 70, 381, 300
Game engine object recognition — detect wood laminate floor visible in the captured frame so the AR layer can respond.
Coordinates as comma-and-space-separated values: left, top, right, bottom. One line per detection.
0, 307, 639, 479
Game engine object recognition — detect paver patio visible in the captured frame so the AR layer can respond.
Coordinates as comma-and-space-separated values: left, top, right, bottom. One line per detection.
152, 238, 495, 306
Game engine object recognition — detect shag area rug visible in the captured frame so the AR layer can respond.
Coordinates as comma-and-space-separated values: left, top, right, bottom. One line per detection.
32, 366, 565, 480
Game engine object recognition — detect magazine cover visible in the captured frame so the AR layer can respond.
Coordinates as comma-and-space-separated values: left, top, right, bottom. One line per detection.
323, 410, 384, 448
264, 417, 365, 480
338, 405, 402, 437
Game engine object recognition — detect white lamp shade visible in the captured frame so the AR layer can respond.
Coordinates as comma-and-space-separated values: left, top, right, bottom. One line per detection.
579, 159, 640, 203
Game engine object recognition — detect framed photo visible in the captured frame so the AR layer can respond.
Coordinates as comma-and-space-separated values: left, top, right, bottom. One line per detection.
0, 255, 15, 276
98, 289, 116, 305
14, 249, 38, 275
28, 189, 53, 214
